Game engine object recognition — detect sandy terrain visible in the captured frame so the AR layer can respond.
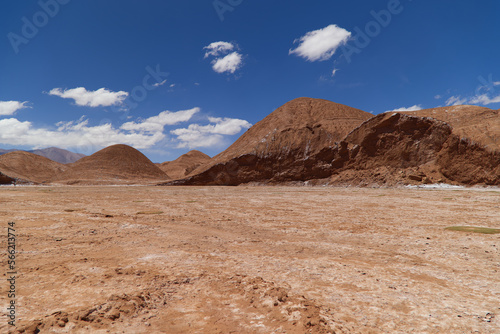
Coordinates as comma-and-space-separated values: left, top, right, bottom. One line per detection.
1, 185, 499, 333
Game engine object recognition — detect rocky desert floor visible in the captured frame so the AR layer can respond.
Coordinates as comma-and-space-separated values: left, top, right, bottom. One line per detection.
1, 185, 499, 333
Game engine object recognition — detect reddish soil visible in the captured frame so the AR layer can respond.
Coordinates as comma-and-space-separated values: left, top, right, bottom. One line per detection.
1, 186, 499, 333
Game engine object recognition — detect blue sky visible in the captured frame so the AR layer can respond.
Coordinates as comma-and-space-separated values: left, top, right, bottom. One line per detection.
1, 0, 499, 162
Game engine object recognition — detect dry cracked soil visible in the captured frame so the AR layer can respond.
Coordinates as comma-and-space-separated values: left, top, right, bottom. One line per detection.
0, 185, 499, 333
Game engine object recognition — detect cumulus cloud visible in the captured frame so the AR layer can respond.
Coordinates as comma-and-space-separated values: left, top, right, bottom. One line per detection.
120, 108, 199, 132
445, 96, 467, 106
49, 87, 129, 107
0, 107, 202, 152
171, 117, 251, 148
469, 94, 500, 105
0, 117, 164, 151
289, 24, 351, 62
204, 41, 244, 74
387, 105, 423, 112
204, 41, 235, 58
211, 52, 243, 74
0, 101, 30, 116
0, 104, 250, 153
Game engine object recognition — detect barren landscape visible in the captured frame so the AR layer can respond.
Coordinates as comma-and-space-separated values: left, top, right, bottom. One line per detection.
1, 185, 499, 333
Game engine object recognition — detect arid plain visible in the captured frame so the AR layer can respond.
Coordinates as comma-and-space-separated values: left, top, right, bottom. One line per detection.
1, 185, 499, 333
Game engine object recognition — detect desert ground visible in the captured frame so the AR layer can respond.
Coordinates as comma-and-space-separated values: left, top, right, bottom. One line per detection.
1, 185, 499, 333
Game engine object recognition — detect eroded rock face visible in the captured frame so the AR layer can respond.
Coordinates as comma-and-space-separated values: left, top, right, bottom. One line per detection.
0, 172, 16, 184
164, 111, 500, 186
436, 136, 500, 185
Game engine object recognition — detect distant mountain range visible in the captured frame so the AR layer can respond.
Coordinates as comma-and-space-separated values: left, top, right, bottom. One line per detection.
0, 147, 85, 164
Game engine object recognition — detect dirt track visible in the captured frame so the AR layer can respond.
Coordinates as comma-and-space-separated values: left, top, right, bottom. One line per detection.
1, 186, 499, 333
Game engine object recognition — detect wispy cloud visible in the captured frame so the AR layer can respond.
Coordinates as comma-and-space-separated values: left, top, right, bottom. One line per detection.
153, 80, 167, 87
445, 96, 467, 106
0, 101, 30, 116
289, 24, 351, 62
49, 87, 129, 107
469, 94, 500, 105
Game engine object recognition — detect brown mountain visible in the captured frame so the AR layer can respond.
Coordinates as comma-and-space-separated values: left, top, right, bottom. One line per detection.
158, 150, 211, 180
0, 151, 68, 184
397, 105, 500, 150
164, 97, 373, 185
164, 99, 500, 187
54, 144, 169, 185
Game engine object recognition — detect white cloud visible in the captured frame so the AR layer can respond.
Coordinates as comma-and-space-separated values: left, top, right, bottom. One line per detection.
120, 108, 199, 132
49, 87, 128, 107
0, 101, 30, 116
211, 52, 243, 74
0, 117, 164, 151
171, 117, 251, 149
434, 95, 442, 100
289, 24, 351, 62
204, 41, 244, 74
206, 117, 252, 135
204, 41, 235, 58
494, 81, 500, 86
332, 68, 338, 77
446, 96, 467, 106
169, 84, 176, 88
153, 80, 167, 87
469, 94, 500, 105
387, 105, 423, 112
